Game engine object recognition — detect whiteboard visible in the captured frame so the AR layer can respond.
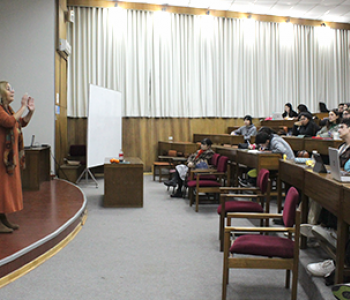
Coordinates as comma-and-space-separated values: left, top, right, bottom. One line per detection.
87, 84, 122, 168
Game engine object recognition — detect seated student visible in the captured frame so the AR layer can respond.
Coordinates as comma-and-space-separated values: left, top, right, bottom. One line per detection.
316, 109, 340, 138
292, 112, 320, 137
240, 128, 295, 187
338, 103, 344, 113
164, 138, 214, 198
338, 103, 344, 118
342, 107, 350, 120
282, 103, 298, 120
297, 104, 312, 114
254, 131, 295, 159
230, 115, 257, 143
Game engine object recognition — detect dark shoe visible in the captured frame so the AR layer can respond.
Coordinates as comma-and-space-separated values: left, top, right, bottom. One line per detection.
0, 214, 19, 230
0, 222, 13, 233
164, 180, 177, 187
325, 269, 335, 286
171, 191, 182, 198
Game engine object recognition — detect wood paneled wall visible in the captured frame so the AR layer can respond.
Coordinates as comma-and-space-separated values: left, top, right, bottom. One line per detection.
68, 117, 259, 172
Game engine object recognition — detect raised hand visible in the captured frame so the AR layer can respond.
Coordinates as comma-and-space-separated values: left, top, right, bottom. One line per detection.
21, 93, 29, 107
27, 97, 35, 112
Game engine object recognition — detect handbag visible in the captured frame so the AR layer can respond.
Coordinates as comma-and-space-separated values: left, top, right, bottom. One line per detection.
195, 161, 209, 169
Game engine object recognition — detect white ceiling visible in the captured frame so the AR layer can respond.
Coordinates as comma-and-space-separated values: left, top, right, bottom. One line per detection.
118, 0, 350, 23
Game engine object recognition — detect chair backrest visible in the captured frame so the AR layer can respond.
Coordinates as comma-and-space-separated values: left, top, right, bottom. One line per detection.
283, 187, 299, 227
256, 169, 269, 194
217, 156, 229, 173
168, 150, 177, 157
210, 153, 221, 167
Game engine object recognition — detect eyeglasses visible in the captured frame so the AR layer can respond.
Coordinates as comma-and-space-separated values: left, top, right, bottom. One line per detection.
343, 112, 350, 116
6, 84, 14, 92
299, 117, 307, 121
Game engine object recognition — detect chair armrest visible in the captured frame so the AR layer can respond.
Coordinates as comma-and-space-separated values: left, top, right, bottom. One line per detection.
191, 168, 218, 174
224, 226, 294, 233
221, 194, 261, 199
226, 212, 283, 219
195, 172, 225, 180
220, 187, 261, 192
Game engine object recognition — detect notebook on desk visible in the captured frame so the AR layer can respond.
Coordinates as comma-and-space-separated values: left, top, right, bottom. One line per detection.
328, 147, 350, 182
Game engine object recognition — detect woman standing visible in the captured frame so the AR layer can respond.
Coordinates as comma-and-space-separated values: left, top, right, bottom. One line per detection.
0, 81, 35, 233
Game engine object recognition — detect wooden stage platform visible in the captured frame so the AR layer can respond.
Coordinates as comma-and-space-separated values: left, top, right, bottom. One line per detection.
0, 179, 86, 285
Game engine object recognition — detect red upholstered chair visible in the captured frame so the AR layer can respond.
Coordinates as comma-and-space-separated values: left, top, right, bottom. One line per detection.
222, 187, 300, 300
192, 153, 221, 182
187, 156, 230, 212
217, 169, 271, 251
210, 153, 221, 167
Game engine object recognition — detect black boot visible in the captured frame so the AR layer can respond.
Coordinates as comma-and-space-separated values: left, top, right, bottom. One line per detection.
0, 214, 19, 230
164, 171, 179, 187
171, 189, 182, 198
164, 178, 177, 187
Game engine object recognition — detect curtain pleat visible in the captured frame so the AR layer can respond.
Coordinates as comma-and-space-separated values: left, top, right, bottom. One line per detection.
67, 7, 350, 118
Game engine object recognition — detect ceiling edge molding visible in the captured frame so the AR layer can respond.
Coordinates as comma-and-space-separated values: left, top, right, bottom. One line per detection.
67, 0, 350, 30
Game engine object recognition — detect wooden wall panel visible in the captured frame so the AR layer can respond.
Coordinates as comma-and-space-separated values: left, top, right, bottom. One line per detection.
68, 117, 260, 172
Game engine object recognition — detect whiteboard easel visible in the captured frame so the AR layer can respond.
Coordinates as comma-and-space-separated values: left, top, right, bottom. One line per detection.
77, 84, 123, 187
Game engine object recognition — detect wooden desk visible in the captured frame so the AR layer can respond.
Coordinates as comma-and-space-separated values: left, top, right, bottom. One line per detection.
314, 113, 329, 119
304, 139, 342, 155
157, 156, 187, 164
283, 136, 305, 152
212, 145, 238, 186
342, 186, 350, 225
283, 137, 343, 155
22, 146, 51, 190
277, 159, 311, 249
237, 150, 281, 173
193, 134, 244, 146
278, 160, 307, 206
104, 157, 143, 208
227, 127, 240, 134
304, 170, 345, 283
278, 159, 347, 283
158, 141, 199, 157
235, 150, 281, 189
260, 120, 296, 128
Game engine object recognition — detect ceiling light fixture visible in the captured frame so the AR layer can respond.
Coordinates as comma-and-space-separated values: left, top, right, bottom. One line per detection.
114, 1, 118, 8
286, 17, 291, 23
206, 9, 210, 16
321, 23, 326, 27
247, 14, 252, 19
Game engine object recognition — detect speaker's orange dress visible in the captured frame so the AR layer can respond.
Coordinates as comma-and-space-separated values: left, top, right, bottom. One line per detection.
0, 106, 27, 213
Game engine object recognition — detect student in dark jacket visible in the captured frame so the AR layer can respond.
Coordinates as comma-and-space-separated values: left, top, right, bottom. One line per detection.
292, 112, 320, 137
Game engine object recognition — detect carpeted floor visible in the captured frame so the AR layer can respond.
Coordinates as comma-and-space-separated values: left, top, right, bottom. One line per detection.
0, 175, 335, 299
